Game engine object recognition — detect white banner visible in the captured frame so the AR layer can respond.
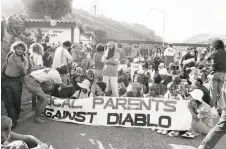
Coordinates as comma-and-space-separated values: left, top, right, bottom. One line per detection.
43, 96, 192, 130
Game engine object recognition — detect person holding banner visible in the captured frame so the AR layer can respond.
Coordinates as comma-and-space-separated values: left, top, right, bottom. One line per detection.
71, 79, 93, 99
23, 65, 73, 124
101, 42, 120, 97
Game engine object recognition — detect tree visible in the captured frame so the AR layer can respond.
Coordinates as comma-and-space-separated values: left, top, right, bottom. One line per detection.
94, 29, 106, 40
21, 0, 73, 19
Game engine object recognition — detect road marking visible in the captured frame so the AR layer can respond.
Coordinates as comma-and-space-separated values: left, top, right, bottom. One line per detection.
79, 133, 86, 136
89, 139, 96, 145
97, 140, 105, 149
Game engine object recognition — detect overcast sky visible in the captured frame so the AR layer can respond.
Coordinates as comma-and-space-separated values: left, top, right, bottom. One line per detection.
73, 0, 226, 42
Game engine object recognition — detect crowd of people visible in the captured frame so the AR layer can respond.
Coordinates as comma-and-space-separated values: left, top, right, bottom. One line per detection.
1, 37, 226, 148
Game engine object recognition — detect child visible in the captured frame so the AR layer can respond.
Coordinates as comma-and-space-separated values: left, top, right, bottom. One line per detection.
96, 81, 107, 96
71, 79, 93, 99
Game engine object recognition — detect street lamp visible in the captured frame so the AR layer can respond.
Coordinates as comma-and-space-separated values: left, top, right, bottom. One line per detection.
149, 7, 166, 47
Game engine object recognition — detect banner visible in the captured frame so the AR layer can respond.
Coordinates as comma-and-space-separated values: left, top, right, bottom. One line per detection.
43, 96, 192, 130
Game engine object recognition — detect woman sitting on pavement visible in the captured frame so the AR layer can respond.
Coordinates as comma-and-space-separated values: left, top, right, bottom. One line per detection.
1, 116, 49, 149
184, 89, 213, 138
71, 79, 93, 99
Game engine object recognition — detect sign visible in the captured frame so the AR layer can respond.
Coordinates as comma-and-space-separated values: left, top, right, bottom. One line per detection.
28, 27, 71, 44
43, 96, 192, 130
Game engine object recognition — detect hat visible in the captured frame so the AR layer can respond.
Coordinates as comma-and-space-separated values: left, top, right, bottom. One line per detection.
189, 89, 203, 102
77, 79, 91, 91
133, 58, 139, 63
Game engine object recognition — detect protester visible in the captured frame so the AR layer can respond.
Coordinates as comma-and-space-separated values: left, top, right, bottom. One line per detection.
145, 83, 163, 98
202, 40, 226, 107
52, 41, 73, 68
102, 42, 120, 97
116, 43, 125, 60
95, 81, 107, 96
43, 45, 54, 68
186, 89, 213, 138
1, 116, 49, 149
151, 73, 167, 96
122, 82, 143, 97
91, 44, 105, 94
198, 63, 226, 149
2, 41, 29, 128
164, 44, 176, 67
71, 79, 93, 99
23, 65, 72, 124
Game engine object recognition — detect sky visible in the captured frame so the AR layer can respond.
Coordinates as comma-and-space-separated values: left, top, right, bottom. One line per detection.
73, 0, 226, 42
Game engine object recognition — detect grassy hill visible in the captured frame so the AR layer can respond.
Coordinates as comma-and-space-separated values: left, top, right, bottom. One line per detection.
185, 34, 226, 44
71, 9, 162, 41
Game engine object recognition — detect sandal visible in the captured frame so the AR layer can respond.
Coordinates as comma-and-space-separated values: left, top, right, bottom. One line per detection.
34, 118, 46, 124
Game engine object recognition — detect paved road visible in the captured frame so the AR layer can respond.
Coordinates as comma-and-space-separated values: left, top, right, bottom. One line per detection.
14, 117, 226, 149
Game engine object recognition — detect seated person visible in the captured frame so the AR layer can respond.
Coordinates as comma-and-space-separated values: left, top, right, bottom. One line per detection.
122, 82, 144, 97
1, 116, 48, 149
144, 84, 163, 98
71, 79, 93, 99
184, 89, 213, 138
95, 81, 107, 96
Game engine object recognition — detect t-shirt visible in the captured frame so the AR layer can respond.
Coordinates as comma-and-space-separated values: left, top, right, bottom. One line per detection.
206, 50, 226, 72
30, 68, 62, 84
52, 47, 73, 68
164, 47, 176, 57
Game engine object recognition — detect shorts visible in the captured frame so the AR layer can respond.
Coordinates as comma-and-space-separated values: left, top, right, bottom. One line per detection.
23, 76, 46, 102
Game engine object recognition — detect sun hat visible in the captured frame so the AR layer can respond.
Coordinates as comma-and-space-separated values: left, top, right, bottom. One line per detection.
189, 89, 204, 102
77, 79, 91, 91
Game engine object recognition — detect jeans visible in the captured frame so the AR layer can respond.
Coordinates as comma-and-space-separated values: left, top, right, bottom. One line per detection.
208, 72, 225, 106
1, 78, 22, 123
198, 110, 226, 149
103, 76, 119, 97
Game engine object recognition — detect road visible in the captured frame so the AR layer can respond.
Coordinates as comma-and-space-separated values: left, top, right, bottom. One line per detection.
14, 117, 226, 149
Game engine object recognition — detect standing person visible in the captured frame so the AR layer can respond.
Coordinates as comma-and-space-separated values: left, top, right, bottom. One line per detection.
101, 42, 120, 97
1, 41, 29, 128
28, 43, 46, 111
198, 81, 226, 149
52, 41, 73, 68
202, 40, 226, 107
42, 45, 54, 68
117, 43, 125, 60
164, 44, 176, 67
91, 44, 105, 94
23, 65, 72, 124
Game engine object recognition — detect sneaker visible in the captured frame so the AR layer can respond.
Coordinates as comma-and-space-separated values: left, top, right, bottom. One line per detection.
162, 130, 169, 135
181, 132, 195, 138
157, 129, 162, 134
168, 131, 179, 137
34, 117, 46, 124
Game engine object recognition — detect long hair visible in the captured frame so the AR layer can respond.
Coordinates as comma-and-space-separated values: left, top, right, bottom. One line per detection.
106, 45, 115, 59
10, 41, 27, 53
29, 43, 44, 56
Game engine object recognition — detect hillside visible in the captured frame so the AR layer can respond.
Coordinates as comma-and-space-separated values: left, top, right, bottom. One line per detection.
71, 9, 162, 41
185, 34, 226, 44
